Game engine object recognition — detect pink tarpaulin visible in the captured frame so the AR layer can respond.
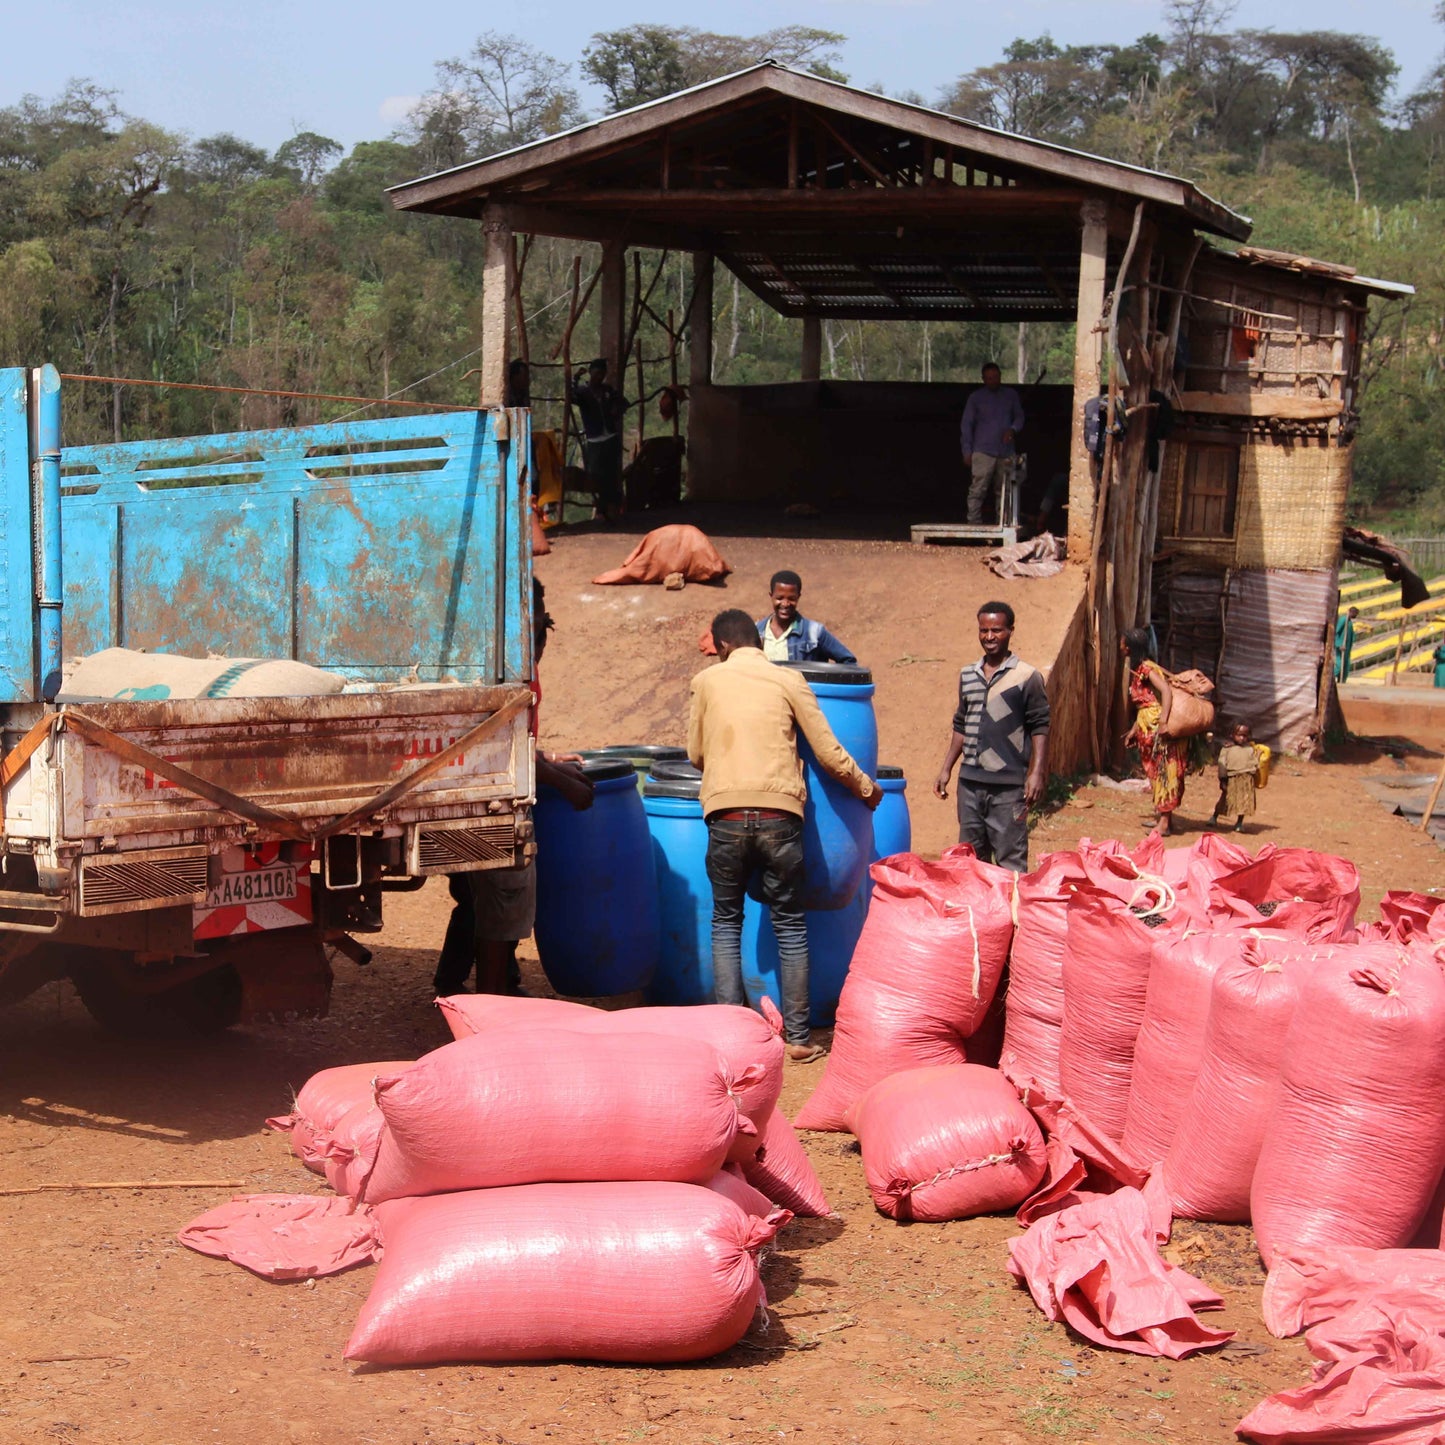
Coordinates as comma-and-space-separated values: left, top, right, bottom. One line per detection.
178, 1193, 379, 1280
1007, 1186, 1233, 1359
1264, 1249, 1445, 1340
1238, 1301, 1445, 1444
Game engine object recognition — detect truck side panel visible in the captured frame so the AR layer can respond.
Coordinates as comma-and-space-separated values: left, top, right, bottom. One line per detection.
59, 411, 530, 685
0, 370, 35, 702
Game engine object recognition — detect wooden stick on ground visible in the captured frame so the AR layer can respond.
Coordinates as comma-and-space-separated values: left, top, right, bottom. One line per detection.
1421, 756, 1445, 834
0, 1179, 243, 1197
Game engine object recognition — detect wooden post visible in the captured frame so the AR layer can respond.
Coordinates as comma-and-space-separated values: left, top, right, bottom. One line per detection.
1421, 755, 1445, 833
635, 337, 646, 456
598, 240, 626, 381
667, 306, 680, 441
689, 251, 714, 391
1068, 200, 1109, 564
559, 256, 582, 472
801, 315, 822, 381
479, 207, 515, 409
511, 234, 532, 367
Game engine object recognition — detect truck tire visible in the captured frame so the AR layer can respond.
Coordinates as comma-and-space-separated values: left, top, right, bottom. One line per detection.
70, 953, 244, 1037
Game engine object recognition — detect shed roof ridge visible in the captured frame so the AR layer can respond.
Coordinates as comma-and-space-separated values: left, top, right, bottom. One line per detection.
386, 61, 1248, 236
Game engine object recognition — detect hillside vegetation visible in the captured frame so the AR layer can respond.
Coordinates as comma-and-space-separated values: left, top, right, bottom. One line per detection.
0, 4, 1440, 523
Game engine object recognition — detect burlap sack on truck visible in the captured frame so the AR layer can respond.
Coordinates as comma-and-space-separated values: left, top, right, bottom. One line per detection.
60, 646, 346, 701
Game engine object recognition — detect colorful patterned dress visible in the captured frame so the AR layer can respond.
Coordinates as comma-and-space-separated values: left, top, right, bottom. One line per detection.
1126, 663, 1188, 814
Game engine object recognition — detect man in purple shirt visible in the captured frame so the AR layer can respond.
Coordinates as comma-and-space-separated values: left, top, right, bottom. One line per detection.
960, 362, 1025, 523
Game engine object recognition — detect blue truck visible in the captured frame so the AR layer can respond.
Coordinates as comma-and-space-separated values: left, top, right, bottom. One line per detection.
0, 365, 534, 1032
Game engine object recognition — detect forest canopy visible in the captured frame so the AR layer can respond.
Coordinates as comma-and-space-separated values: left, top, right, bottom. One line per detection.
0, 3, 1440, 524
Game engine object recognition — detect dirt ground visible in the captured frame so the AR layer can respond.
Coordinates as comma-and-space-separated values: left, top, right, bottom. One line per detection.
0, 531, 1440, 1445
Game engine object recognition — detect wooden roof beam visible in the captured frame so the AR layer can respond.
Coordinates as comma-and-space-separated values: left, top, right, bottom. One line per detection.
510, 186, 1085, 215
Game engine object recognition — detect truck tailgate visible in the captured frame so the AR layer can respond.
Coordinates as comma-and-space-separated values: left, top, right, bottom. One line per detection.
6, 686, 530, 847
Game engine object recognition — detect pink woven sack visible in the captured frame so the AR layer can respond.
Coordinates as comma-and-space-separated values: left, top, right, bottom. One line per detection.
743, 1106, 830, 1217
707, 1165, 779, 1219
1122, 931, 1244, 1167
363, 1027, 751, 1203
1251, 943, 1445, 1265
436, 995, 783, 1163
794, 848, 1016, 1132
1379, 890, 1445, 943
1206, 847, 1360, 941
266, 1060, 412, 1172
346, 1182, 780, 1365
1002, 840, 1166, 1094
848, 1064, 1046, 1222
1002, 850, 1091, 1094
1161, 935, 1304, 1222
1058, 882, 1188, 1144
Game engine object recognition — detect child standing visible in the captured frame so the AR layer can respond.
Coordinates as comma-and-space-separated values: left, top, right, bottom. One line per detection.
1213, 722, 1261, 833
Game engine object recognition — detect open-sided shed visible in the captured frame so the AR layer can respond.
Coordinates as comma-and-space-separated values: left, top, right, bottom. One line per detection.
390, 64, 1408, 763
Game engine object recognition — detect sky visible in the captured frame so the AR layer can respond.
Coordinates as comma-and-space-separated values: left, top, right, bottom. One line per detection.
1, 0, 1439, 154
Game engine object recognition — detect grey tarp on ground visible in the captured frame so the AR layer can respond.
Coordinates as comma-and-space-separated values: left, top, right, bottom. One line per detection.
1216, 569, 1334, 757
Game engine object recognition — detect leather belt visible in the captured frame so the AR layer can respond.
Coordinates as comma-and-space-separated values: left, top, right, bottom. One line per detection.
710, 806, 794, 821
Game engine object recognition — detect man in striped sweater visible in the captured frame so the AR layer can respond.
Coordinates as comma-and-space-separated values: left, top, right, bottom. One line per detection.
932, 601, 1050, 871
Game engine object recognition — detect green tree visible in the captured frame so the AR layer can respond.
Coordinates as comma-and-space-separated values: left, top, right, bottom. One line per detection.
582, 26, 688, 110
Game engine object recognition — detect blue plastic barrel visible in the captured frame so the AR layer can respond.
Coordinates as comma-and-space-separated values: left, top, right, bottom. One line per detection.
779, 661, 878, 910
586, 745, 689, 790
873, 765, 912, 860
640, 773, 714, 1006
741, 888, 868, 1028
742, 764, 907, 1026
533, 757, 660, 996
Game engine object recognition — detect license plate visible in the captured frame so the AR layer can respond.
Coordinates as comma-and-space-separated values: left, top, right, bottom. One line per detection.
204, 863, 298, 910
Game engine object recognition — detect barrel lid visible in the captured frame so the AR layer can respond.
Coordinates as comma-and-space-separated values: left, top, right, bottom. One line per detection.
877, 764, 904, 780
573, 755, 638, 782
649, 760, 702, 782
587, 744, 690, 763
777, 660, 873, 685
643, 775, 702, 800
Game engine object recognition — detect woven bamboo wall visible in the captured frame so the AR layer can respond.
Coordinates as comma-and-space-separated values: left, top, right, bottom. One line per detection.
1234, 442, 1348, 569
1157, 438, 1349, 571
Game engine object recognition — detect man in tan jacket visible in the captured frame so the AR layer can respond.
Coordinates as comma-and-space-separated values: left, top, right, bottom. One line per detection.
689, 609, 879, 1061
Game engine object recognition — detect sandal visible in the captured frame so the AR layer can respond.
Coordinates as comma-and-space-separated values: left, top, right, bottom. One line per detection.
786, 1043, 827, 1064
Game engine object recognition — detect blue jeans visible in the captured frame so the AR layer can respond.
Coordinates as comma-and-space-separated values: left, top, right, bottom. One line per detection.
705, 812, 810, 1046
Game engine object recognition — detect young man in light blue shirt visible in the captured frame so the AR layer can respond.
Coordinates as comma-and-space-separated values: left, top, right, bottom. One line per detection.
960, 362, 1025, 524
756, 570, 857, 665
